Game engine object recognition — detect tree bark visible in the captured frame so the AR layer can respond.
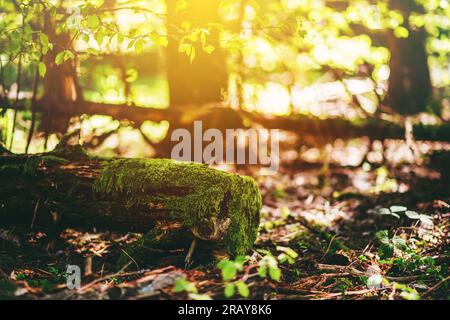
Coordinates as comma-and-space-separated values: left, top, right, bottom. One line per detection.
40, 12, 81, 134
166, 0, 228, 107
243, 111, 450, 143
385, 1, 432, 116
0, 145, 262, 266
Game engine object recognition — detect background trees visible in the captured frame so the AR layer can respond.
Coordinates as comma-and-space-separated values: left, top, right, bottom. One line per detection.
0, 0, 449, 155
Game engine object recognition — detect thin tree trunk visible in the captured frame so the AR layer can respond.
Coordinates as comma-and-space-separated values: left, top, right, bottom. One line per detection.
41, 13, 79, 134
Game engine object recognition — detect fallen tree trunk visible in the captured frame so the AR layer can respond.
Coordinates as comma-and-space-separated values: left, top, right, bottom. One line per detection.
243, 112, 450, 143
9, 101, 450, 143
0, 145, 262, 266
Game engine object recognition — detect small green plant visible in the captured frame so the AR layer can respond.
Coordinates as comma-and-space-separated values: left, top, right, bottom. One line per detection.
217, 251, 286, 299
375, 230, 442, 278
393, 283, 420, 300
276, 246, 299, 264
13, 267, 69, 292
378, 206, 433, 225
223, 280, 250, 298
376, 230, 408, 258
217, 256, 248, 281
48, 266, 69, 283
335, 277, 357, 292
270, 187, 287, 200
217, 256, 250, 298
257, 250, 282, 281
173, 278, 212, 300
173, 278, 197, 294
358, 255, 369, 262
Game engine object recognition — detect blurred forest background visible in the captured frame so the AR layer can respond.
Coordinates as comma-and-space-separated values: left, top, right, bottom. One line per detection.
0, 0, 449, 158
0, 0, 449, 300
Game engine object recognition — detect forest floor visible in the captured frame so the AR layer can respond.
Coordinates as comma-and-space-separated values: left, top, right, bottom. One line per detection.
0, 149, 449, 300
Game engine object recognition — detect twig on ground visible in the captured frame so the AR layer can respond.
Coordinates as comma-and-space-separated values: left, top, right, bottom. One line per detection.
422, 276, 450, 297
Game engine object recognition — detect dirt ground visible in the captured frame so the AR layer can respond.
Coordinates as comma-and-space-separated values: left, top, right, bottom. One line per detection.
0, 144, 449, 300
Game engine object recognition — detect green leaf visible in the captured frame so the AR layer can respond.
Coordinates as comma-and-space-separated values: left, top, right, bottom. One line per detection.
55, 51, 65, 65
24, 24, 32, 35
392, 237, 407, 250
258, 265, 267, 278
65, 50, 75, 60
82, 34, 90, 43
179, 42, 191, 54
94, 32, 105, 46
378, 208, 391, 215
419, 215, 433, 226
405, 210, 420, 219
86, 48, 100, 56
358, 255, 369, 262
235, 281, 250, 298
134, 39, 145, 54
224, 283, 235, 298
38, 62, 46, 77
39, 33, 49, 47
268, 267, 281, 281
276, 246, 298, 259
117, 33, 124, 44
173, 278, 197, 293
175, 0, 189, 13
234, 256, 248, 265
204, 45, 215, 54
10, 30, 20, 54
390, 206, 407, 213
400, 290, 420, 300
219, 261, 237, 281
390, 212, 400, 219
378, 243, 394, 258
87, 15, 100, 29
189, 46, 196, 63
127, 40, 136, 50
158, 36, 168, 47
375, 230, 390, 244
149, 32, 159, 44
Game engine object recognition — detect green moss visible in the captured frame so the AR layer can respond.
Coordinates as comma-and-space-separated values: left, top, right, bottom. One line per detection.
16, 155, 68, 177
50, 144, 88, 160
23, 156, 40, 177
0, 163, 23, 175
93, 158, 261, 256
41, 155, 69, 165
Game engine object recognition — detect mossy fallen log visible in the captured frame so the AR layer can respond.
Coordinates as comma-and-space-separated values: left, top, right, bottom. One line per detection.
0, 145, 262, 266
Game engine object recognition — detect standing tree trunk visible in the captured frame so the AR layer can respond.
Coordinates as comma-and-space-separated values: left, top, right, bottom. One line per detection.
166, 0, 228, 107
385, 0, 432, 115
41, 12, 81, 134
